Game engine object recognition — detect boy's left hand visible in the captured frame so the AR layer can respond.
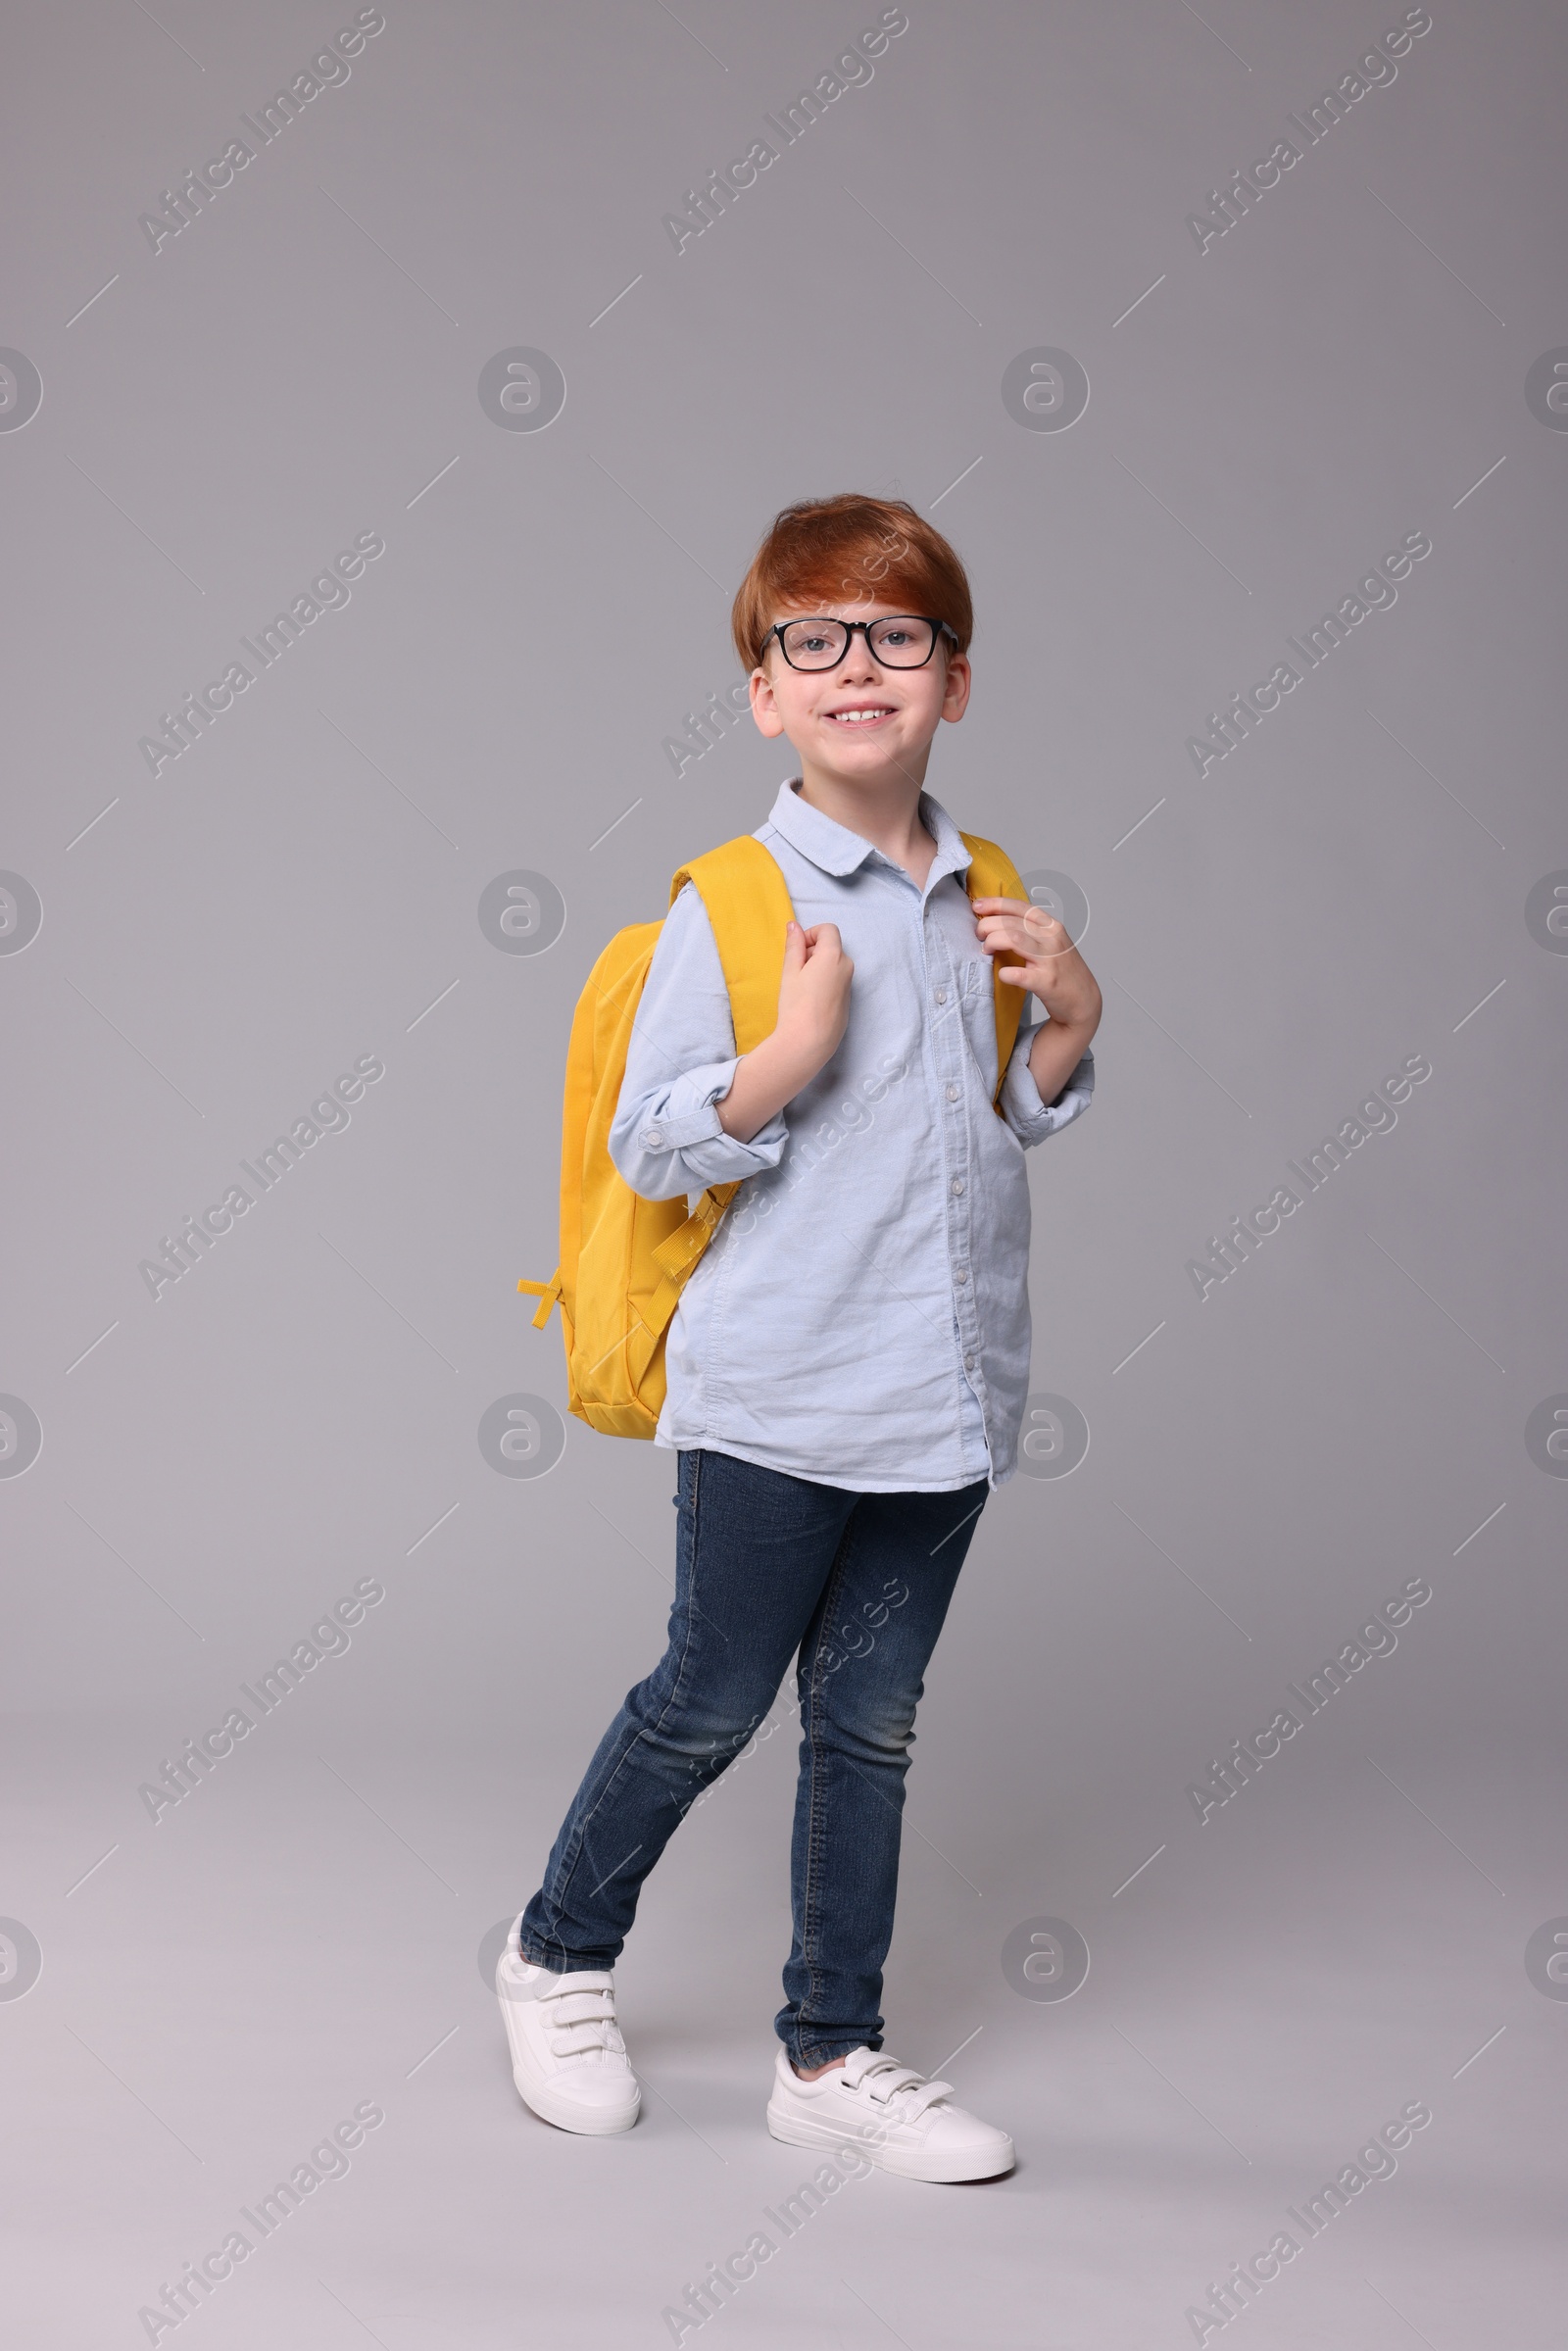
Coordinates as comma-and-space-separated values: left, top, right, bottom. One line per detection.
970, 897, 1102, 1034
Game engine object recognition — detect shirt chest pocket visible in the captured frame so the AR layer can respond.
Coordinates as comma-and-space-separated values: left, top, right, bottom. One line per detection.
956, 956, 1004, 1090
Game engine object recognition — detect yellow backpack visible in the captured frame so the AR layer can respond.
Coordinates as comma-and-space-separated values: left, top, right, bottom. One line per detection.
519, 827, 1028, 1439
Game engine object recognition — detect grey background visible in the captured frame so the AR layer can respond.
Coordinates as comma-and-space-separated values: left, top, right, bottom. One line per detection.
3, 1, 1564, 2343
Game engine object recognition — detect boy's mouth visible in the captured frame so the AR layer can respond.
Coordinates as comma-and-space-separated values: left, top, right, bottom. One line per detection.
823, 704, 896, 727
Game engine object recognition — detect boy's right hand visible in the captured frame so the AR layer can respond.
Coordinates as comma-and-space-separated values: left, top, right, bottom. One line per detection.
714, 920, 853, 1145
775, 919, 854, 1071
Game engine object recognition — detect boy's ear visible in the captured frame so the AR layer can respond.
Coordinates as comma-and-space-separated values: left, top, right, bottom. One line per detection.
749, 661, 787, 738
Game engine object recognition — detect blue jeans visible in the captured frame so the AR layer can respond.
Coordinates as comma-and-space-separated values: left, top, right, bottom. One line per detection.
517, 1446, 989, 2070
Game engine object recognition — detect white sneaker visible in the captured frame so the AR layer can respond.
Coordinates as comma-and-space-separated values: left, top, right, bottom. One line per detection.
496, 1923, 640, 2136
766, 2045, 1014, 2182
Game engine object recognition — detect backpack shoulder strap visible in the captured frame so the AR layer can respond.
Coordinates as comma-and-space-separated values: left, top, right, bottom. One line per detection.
959, 830, 1029, 1106
671, 834, 795, 1055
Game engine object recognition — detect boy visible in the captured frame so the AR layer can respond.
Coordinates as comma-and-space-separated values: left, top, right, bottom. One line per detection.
499, 494, 1102, 2180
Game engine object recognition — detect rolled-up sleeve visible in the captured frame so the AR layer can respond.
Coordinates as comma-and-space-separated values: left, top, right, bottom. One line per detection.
999, 1017, 1096, 1148
609, 880, 790, 1202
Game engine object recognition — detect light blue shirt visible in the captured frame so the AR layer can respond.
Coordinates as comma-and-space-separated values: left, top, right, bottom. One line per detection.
609, 778, 1095, 1491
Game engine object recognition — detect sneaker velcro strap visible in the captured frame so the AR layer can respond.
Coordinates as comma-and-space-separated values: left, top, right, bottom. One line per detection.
542, 1988, 616, 2028
846, 2053, 954, 2113
865, 2067, 923, 2102
550, 2023, 617, 2055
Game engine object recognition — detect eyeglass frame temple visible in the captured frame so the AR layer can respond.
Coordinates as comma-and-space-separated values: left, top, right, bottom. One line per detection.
761, 615, 958, 670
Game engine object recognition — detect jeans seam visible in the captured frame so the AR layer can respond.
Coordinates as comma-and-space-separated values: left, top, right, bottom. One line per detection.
537, 1450, 707, 1944
796, 1513, 861, 2061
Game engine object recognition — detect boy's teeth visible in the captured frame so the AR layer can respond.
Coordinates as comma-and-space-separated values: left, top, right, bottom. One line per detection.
831, 710, 889, 722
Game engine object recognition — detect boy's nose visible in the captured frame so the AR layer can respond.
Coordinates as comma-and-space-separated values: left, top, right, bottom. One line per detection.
834, 632, 883, 677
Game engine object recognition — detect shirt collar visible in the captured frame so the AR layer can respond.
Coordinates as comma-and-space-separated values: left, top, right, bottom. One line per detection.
764, 776, 973, 891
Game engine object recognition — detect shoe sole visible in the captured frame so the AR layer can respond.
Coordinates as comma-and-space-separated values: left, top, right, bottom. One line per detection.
514, 2069, 641, 2136
765, 2101, 1013, 2182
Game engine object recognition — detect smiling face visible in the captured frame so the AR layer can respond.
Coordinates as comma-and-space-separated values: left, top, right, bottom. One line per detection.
748, 599, 971, 795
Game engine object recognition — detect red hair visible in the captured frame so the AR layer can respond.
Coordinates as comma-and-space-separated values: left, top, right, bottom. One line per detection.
731, 493, 973, 669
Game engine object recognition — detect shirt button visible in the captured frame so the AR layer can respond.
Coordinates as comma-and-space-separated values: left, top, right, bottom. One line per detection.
644, 1126, 663, 1147
946, 1083, 959, 1102
951, 1176, 964, 1195
956, 1268, 968, 1284
963, 1353, 976, 1371
933, 987, 948, 1004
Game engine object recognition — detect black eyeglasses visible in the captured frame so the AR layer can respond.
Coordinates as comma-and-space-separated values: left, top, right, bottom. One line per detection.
764, 614, 957, 670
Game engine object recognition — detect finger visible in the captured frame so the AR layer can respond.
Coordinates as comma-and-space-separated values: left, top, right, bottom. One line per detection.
977, 913, 1056, 947
969, 896, 1028, 912
994, 964, 1033, 989
986, 923, 1069, 961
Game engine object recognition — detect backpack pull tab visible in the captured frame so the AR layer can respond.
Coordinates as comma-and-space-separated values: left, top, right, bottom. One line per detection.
517, 1272, 564, 1330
